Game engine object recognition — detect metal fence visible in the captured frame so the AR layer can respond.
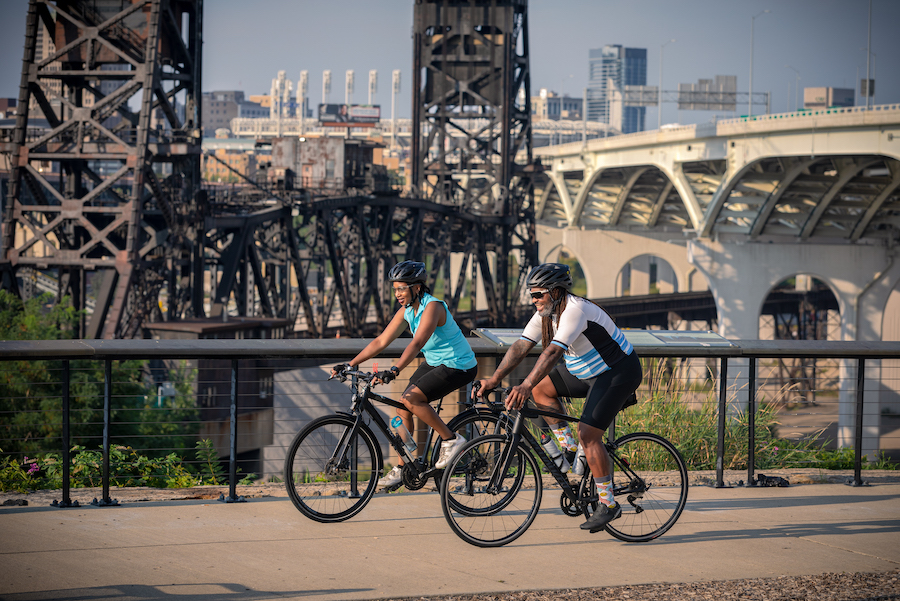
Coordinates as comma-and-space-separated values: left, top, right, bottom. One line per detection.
0, 336, 897, 507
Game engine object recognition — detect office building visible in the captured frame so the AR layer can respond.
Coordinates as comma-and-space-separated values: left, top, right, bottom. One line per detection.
803, 87, 854, 109
202, 91, 267, 135
532, 89, 583, 121
587, 45, 647, 133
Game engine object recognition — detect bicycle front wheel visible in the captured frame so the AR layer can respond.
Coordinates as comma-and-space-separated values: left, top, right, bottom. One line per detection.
440, 435, 542, 548
284, 414, 380, 523
604, 431, 688, 542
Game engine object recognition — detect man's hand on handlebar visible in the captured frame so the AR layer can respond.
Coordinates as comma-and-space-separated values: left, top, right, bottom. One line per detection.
504, 382, 533, 410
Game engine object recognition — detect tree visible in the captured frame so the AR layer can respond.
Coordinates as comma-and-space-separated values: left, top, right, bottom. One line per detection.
0, 291, 199, 459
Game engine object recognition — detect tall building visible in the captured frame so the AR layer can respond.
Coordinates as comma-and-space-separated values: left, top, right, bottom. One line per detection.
531, 89, 583, 121
587, 45, 647, 133
201, 91, 266, 135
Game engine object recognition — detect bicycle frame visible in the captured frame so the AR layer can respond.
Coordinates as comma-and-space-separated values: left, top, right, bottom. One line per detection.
331, 368, 500, 492
487, 402, 649, 514
491, 406, 583, 507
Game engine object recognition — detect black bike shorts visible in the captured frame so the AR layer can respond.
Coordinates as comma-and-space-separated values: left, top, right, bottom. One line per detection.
407, 361, 478, 402
548, 351, 643, 431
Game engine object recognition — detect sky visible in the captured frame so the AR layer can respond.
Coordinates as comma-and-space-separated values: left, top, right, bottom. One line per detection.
1, 0, 898, 127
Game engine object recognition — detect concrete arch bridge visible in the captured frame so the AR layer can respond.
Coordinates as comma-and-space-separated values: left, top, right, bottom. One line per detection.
533, 104, 900, 458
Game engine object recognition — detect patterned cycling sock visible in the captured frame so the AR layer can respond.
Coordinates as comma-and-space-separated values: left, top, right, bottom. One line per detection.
596, 477, 616, 507
552, 425, 578, 452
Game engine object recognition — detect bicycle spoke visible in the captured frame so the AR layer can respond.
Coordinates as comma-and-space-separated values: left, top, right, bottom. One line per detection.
285, 415, 379, 522
602, 432, 688, 542
441, 435, 542, 547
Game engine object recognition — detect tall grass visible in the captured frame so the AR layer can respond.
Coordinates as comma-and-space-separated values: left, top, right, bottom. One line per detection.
561, 358, 896, 471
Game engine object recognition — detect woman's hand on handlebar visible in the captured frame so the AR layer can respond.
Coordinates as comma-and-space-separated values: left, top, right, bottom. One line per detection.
330, 363, 351, 380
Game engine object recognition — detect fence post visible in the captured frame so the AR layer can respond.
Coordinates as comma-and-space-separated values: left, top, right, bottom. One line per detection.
222, 358, 245, 502
716, 357, 728, 488
746, 356, 757, 487
52, 361, 78, 507
849, 358, 867, 487
93, 359, 118, 506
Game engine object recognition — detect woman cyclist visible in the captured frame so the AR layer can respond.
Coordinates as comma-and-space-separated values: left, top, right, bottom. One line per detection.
474, 262, 643, 533
331, 260, 475, 488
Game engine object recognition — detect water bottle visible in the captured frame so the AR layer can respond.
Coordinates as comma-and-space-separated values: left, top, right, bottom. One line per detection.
573, 444, 587, 476
390, 416, 417, 453
541, 433, 570, 472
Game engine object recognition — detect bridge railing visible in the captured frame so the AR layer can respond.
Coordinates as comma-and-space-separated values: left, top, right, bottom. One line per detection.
0, 337, 896, 506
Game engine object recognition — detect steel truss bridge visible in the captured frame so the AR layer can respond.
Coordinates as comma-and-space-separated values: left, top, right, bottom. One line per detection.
1, 0, 538, 339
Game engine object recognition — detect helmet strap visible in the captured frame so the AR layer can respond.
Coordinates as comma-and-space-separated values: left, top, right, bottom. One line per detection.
550, 288, 565, 312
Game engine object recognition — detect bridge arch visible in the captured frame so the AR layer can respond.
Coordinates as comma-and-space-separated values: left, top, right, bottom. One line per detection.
757, 273, 841, 341
538, 244, 594, 296
615, 253, 680, 297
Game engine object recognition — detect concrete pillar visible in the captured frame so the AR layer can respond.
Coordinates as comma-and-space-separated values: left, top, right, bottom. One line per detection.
688, 239, 896, 458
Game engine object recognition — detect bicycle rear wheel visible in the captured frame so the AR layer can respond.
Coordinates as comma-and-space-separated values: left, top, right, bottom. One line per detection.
440, 435, 542, 547
603, 431, 688, 542
284, 414, 380, 522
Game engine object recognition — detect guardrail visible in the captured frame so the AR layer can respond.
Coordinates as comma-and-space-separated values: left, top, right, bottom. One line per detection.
0, 336, 897, 507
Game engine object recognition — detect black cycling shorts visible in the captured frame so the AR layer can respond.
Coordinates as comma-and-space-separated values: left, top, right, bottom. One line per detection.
548, 351, 643, 431
407, 361, 478, 402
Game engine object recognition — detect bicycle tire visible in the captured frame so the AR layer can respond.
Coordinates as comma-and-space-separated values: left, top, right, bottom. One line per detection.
284, 414, 381, 523
601, 431, 688, 542
440, 434, 542, 548
431, 408, 506, 487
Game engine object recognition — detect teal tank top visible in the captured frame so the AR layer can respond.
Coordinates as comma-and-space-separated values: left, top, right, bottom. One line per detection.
404, 293, 477, 371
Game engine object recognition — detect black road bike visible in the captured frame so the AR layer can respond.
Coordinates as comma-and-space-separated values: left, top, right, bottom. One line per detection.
284, 367, 504, 522
439, 390, 689, 547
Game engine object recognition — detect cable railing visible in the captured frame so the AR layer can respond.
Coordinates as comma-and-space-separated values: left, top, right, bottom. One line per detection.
0, 336, 897, 507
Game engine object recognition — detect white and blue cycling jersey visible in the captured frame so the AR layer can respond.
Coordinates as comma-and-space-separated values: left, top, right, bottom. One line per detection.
520, 295, 633, 379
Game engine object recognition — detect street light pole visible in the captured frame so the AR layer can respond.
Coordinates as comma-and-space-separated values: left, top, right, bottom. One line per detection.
658, 38, 675, 130
749, 9, 770, 116
785, 64, 800, 111
865, 0, 872, 109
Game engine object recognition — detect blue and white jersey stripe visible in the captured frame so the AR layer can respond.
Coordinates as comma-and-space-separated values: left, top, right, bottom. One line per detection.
522, 295, 633, 379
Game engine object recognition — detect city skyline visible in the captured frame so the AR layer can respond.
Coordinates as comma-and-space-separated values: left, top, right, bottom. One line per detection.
1, 0, 898, 128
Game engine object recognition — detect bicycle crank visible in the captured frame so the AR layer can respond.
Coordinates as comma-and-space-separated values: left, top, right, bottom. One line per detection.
401, 463, 430, 491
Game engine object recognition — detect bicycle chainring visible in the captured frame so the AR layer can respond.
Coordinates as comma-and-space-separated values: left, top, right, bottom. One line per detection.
401, 462, 429, 491
560, 490, 582, 517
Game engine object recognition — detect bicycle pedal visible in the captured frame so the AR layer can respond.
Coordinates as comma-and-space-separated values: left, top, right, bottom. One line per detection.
381, 482, 403, 493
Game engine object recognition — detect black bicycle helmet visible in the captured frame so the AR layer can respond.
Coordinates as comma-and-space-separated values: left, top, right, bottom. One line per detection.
388, 261, 427, 284
527, 263, 572, 290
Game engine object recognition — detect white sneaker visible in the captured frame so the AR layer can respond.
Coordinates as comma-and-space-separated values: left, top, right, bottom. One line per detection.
381, 465, 403, 488
573, 445, 587, 476
435, 434, 467, 469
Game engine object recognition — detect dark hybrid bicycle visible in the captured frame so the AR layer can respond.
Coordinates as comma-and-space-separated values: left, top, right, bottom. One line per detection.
439, 388, 689, 547
284, 366, 505, 522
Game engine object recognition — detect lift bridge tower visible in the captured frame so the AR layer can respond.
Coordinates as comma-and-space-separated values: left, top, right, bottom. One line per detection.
1, 0, 204, 339
411, 0, 538, 325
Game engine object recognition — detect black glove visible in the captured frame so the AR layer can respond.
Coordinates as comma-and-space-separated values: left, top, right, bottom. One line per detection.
332, 363, 350, 375
375, 370, 396, 384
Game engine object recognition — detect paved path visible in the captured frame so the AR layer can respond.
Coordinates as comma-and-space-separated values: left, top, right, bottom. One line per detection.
1, 483, 899, 600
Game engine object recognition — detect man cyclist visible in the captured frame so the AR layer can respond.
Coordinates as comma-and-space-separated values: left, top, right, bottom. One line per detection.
474, 262, 643, 532
332, 261, 475, 488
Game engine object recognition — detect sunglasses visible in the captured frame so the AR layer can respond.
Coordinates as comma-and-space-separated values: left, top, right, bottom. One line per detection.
529, 289, 549, 299
392, 285, 412, 293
